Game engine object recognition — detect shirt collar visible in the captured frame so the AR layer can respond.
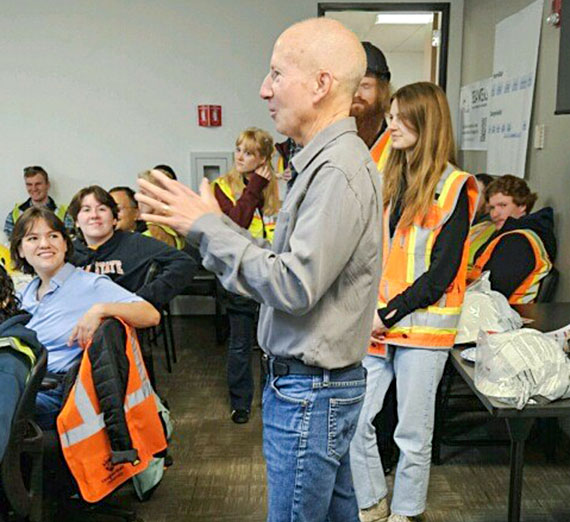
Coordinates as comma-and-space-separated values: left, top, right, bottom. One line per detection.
50, 262, 76, 288
291, 117, 357, 175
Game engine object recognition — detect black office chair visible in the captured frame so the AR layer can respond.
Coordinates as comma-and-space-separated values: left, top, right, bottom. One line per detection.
180, 267, 228, 344
535, 266, 559, 304
0, 347, 47, 522
432, 266, 561, 464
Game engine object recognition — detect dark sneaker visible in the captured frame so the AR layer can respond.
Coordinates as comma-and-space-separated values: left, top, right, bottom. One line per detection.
231, 409, 250, 424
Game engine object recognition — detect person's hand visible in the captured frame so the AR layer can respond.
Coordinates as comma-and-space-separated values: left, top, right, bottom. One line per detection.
254, 163, 272, 181
68, 304, 104, 349
136, 172, 222, 237
370, 311, 387, 342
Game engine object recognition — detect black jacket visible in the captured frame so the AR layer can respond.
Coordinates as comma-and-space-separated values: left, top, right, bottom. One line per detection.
475, 207, 556, 299
71, 230, 197, 310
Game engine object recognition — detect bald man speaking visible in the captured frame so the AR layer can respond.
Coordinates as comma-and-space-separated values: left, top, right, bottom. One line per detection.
138, 18, 382, 521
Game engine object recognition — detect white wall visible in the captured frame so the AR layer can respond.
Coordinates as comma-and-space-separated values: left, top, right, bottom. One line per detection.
1, 0, 464, 243
385, 52, 428, 90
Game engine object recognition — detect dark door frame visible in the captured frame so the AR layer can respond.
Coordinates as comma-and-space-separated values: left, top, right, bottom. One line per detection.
318, 2, 450, 91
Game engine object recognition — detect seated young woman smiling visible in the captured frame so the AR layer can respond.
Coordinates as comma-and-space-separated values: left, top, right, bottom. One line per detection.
10, 206, 159, 429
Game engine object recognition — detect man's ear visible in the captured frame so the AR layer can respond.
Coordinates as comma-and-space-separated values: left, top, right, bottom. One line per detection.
313, 70, 334, 104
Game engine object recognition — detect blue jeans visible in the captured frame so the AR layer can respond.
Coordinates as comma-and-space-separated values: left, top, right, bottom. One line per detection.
0, 351, 29, 460
350, 348, 448, 517
262, 361, 366, 522
35, 381, 65, 430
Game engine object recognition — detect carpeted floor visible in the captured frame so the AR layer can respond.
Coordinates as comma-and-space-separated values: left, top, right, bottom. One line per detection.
108, 316, 570, 522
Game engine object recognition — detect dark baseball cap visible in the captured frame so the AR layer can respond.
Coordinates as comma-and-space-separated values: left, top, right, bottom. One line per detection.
362, 41, 391, 82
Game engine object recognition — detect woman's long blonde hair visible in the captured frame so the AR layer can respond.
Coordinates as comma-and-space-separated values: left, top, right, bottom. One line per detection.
383, 82, 457, 229
222, 127, 281, 216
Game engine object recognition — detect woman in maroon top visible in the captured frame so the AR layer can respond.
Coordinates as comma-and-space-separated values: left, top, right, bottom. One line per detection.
212, 128, 280, 424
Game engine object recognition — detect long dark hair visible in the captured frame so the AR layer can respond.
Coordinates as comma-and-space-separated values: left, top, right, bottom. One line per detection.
0, 264, 20, 322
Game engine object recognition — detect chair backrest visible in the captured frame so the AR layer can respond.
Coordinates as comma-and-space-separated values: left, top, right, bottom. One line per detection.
0, 346, 47, 518
535, 267, 559, 303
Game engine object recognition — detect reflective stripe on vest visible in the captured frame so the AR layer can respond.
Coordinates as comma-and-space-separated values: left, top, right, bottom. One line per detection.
57, 320, 166, 503
0, 336, 36, 369
12, 202, 67, 223
469, 229, 552, 304
467, 221, 496, 269
370, 130, 391, 173
370, 164, 478, 354
212, 176, 277, 241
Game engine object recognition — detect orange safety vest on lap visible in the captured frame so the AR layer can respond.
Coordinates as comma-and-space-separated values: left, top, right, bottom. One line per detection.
369, 165, 478, 356
467, 229, 552, 304
57, 319, 167, 503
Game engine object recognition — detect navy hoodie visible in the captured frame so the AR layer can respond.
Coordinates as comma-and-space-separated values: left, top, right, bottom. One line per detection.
475, 207, 556, 299
71, 230, 198, 310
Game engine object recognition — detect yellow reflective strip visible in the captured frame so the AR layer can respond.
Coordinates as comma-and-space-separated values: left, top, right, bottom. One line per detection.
425, 306, 462, 315
406, 227, 416, 283
389, 326, 457, 336
437, 170, 461, 208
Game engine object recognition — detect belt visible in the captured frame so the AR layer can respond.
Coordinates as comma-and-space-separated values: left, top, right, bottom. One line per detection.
261, 354, 361, 377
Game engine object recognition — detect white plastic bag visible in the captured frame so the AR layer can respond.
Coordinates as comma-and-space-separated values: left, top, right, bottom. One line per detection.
474, 328, 570, 409
455, 272, 523, 344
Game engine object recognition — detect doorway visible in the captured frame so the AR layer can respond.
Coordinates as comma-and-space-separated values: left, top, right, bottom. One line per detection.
318, 3, 450, 91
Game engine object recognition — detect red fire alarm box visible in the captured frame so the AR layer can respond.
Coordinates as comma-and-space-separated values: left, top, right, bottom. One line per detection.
198, 105, 222, 127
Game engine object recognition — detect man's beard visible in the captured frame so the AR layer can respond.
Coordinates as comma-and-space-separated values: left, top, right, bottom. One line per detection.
350, 98, 383, 128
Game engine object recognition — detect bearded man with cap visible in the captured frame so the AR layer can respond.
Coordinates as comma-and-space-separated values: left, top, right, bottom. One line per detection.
350, 42, 392, 171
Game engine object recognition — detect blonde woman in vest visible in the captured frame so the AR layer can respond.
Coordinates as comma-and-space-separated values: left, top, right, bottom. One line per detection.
212, 127, 280, 424
468, 175, 556, 304
350, 82, 478, 522
138, 169, 186, 250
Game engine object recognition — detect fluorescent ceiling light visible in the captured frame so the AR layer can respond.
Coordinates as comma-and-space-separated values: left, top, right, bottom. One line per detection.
375, 13, 434, 25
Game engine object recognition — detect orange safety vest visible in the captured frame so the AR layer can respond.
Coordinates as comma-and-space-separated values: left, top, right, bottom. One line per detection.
212, 177, 277, 242
467, 229, 552, 304
57, 319, 167, 503
370, 129, 391, 173
467, 220, 496, 270
369, 165, 479, 356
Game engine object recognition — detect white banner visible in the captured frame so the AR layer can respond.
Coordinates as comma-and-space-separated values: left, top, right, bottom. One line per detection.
459, 78, 490, 151
487, 0, 544, 177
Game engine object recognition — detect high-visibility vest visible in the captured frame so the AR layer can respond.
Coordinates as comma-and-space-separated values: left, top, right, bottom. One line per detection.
468, 229, 552, 304
370, 129, 391, 173
0, 336, 36, 369
56, 319, 167, 503
143, 223, 186, 250
12, 201, 68, 224
369, 165, 478, 355
212, 177, 277, 242
467, 220, 496, 270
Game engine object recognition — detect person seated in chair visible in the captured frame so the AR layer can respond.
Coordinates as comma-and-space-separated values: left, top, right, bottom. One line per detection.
467, 173, 497, 269
138, 171, 187, 250
109, 186, 146, 233
468, 175, 556, 303
0, 264, 45, 461
68, 185, 197, 310
4, 166, 73, 240
10, 207, 160, 430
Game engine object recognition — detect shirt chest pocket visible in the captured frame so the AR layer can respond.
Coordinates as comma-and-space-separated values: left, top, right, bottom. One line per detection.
272, 210, 292, 253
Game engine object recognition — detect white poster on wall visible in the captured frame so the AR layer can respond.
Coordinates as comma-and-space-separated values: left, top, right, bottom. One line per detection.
459, 78, 490, 151
487, 0, 544, 177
